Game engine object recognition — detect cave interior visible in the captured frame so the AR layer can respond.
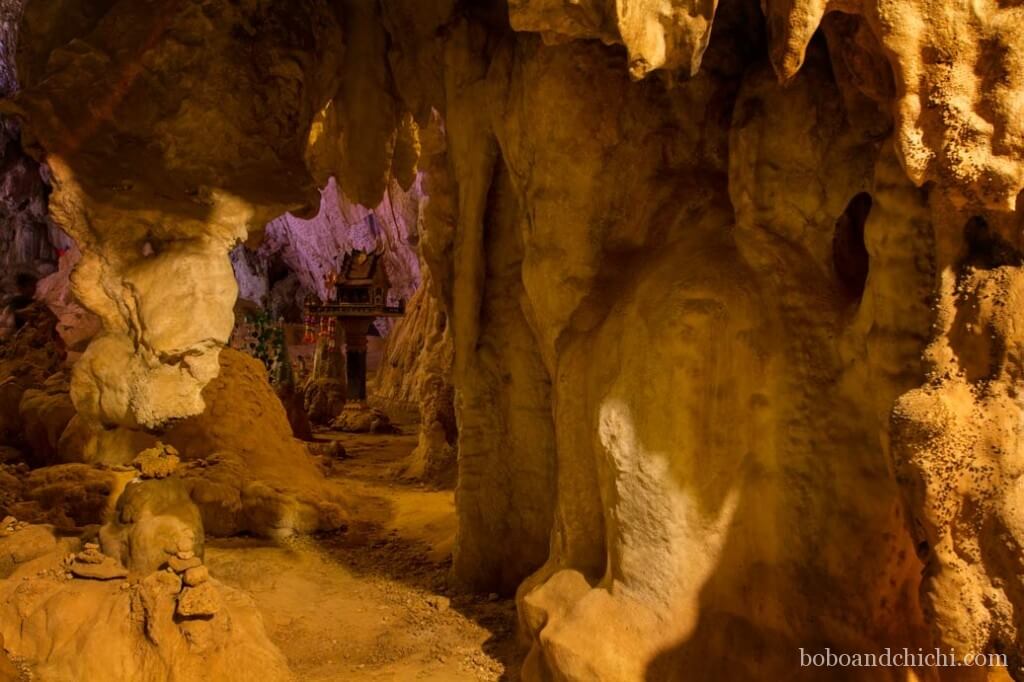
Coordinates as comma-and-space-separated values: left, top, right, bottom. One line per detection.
2, 0, 1024, 680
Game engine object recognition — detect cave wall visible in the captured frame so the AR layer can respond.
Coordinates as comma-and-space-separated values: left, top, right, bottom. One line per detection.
0, 1, 96, 353
9, 0, 1024, 679
254, 176, 422, 307
227, 174, 424, 339
0, 121, 62, 280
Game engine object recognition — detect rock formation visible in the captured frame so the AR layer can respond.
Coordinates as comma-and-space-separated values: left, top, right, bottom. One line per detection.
0, 522, 290, 682
4, 0, 1024, 680
377, 271, 457, 484
162, 349, 349, 538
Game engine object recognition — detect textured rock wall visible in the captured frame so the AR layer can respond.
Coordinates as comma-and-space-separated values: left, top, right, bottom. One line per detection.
0, 120, 61, 280
375, 269, 458, 484
9, 0, 344, 429
256, 176, 422, 308
10, 0, 1024, 679
381, 1, 1024, 678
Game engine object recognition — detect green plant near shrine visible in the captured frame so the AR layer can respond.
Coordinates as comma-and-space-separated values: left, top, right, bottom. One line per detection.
246, 309, 287, 380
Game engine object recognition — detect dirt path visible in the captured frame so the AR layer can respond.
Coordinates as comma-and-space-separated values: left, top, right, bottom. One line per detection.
205, 428, 521, 681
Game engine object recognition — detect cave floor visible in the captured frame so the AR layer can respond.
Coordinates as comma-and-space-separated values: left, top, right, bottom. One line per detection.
204, 426, 521, 681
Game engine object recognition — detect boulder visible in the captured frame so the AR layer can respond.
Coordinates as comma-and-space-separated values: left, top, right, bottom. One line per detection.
330, 402, 395, 434
100, 478, 204, 575
18, 377, 75, 465
183, 565, 209, 586
303, 377, 345, 425
17, 464, 121, 529
168, 555, 201, 573
177, 582, 221, 617
0, 523, 58, 578
162, 350, 350, 537
70, 555, 128, 580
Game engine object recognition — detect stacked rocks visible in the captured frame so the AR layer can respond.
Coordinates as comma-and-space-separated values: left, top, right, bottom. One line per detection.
1, 515, 29, 536
166, 549, 220, 618
0, 515, 26, 537
68, 542, 128, 580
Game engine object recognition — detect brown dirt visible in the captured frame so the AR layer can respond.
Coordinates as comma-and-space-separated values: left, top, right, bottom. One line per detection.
204, 426, 522, 681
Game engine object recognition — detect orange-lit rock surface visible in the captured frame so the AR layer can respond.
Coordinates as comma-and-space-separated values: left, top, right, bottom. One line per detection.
5, 0, 1024, 680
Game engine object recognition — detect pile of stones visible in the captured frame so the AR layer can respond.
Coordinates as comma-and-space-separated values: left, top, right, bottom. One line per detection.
168, 548, 220, 618
65, 541, 129, 580
0, 515, 26, 537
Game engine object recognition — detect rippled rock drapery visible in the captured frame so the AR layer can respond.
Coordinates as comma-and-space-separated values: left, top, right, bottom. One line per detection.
9, 0, 1024, 679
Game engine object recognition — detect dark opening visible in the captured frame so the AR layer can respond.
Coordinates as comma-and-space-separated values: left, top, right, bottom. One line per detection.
961, 215, 1023, 271
346, 350, 368, 400
832, 192, 872, 299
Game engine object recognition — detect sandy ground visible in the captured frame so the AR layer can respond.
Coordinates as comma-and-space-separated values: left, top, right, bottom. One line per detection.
205, 427, 522, 681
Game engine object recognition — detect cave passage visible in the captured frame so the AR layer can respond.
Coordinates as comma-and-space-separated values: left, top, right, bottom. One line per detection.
2, 1, 1024, 681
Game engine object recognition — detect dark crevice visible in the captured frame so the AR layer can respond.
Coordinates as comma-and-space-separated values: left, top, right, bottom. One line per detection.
832, 191, 872, 300
961, 215, 1023, 271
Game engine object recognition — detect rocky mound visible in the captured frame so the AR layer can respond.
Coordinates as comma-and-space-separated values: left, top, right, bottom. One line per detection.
161, 349, 349, 538
0, 516, 290, 681
0, 463, 127, 530
55, 349, 350, 539
1, 466, 290, 680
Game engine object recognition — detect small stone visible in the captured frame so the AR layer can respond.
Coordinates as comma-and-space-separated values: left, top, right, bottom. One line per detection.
176, 549, 195, 560
176, 535, 194, 553
168, 555, 202, 573
177, 582, 221, 617
84, 542, 100, 551
150, 570, 182, 594
76, 548, 106, 565
180, 618, 213, 649
487, 593, 499, 602
328, 442, 348, 459
426, 595, 451, 612
183, 565, 209, 586
1, 516, 14, 527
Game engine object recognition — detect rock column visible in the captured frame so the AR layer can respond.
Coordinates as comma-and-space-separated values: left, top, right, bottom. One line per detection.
304, 322, 346, 425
